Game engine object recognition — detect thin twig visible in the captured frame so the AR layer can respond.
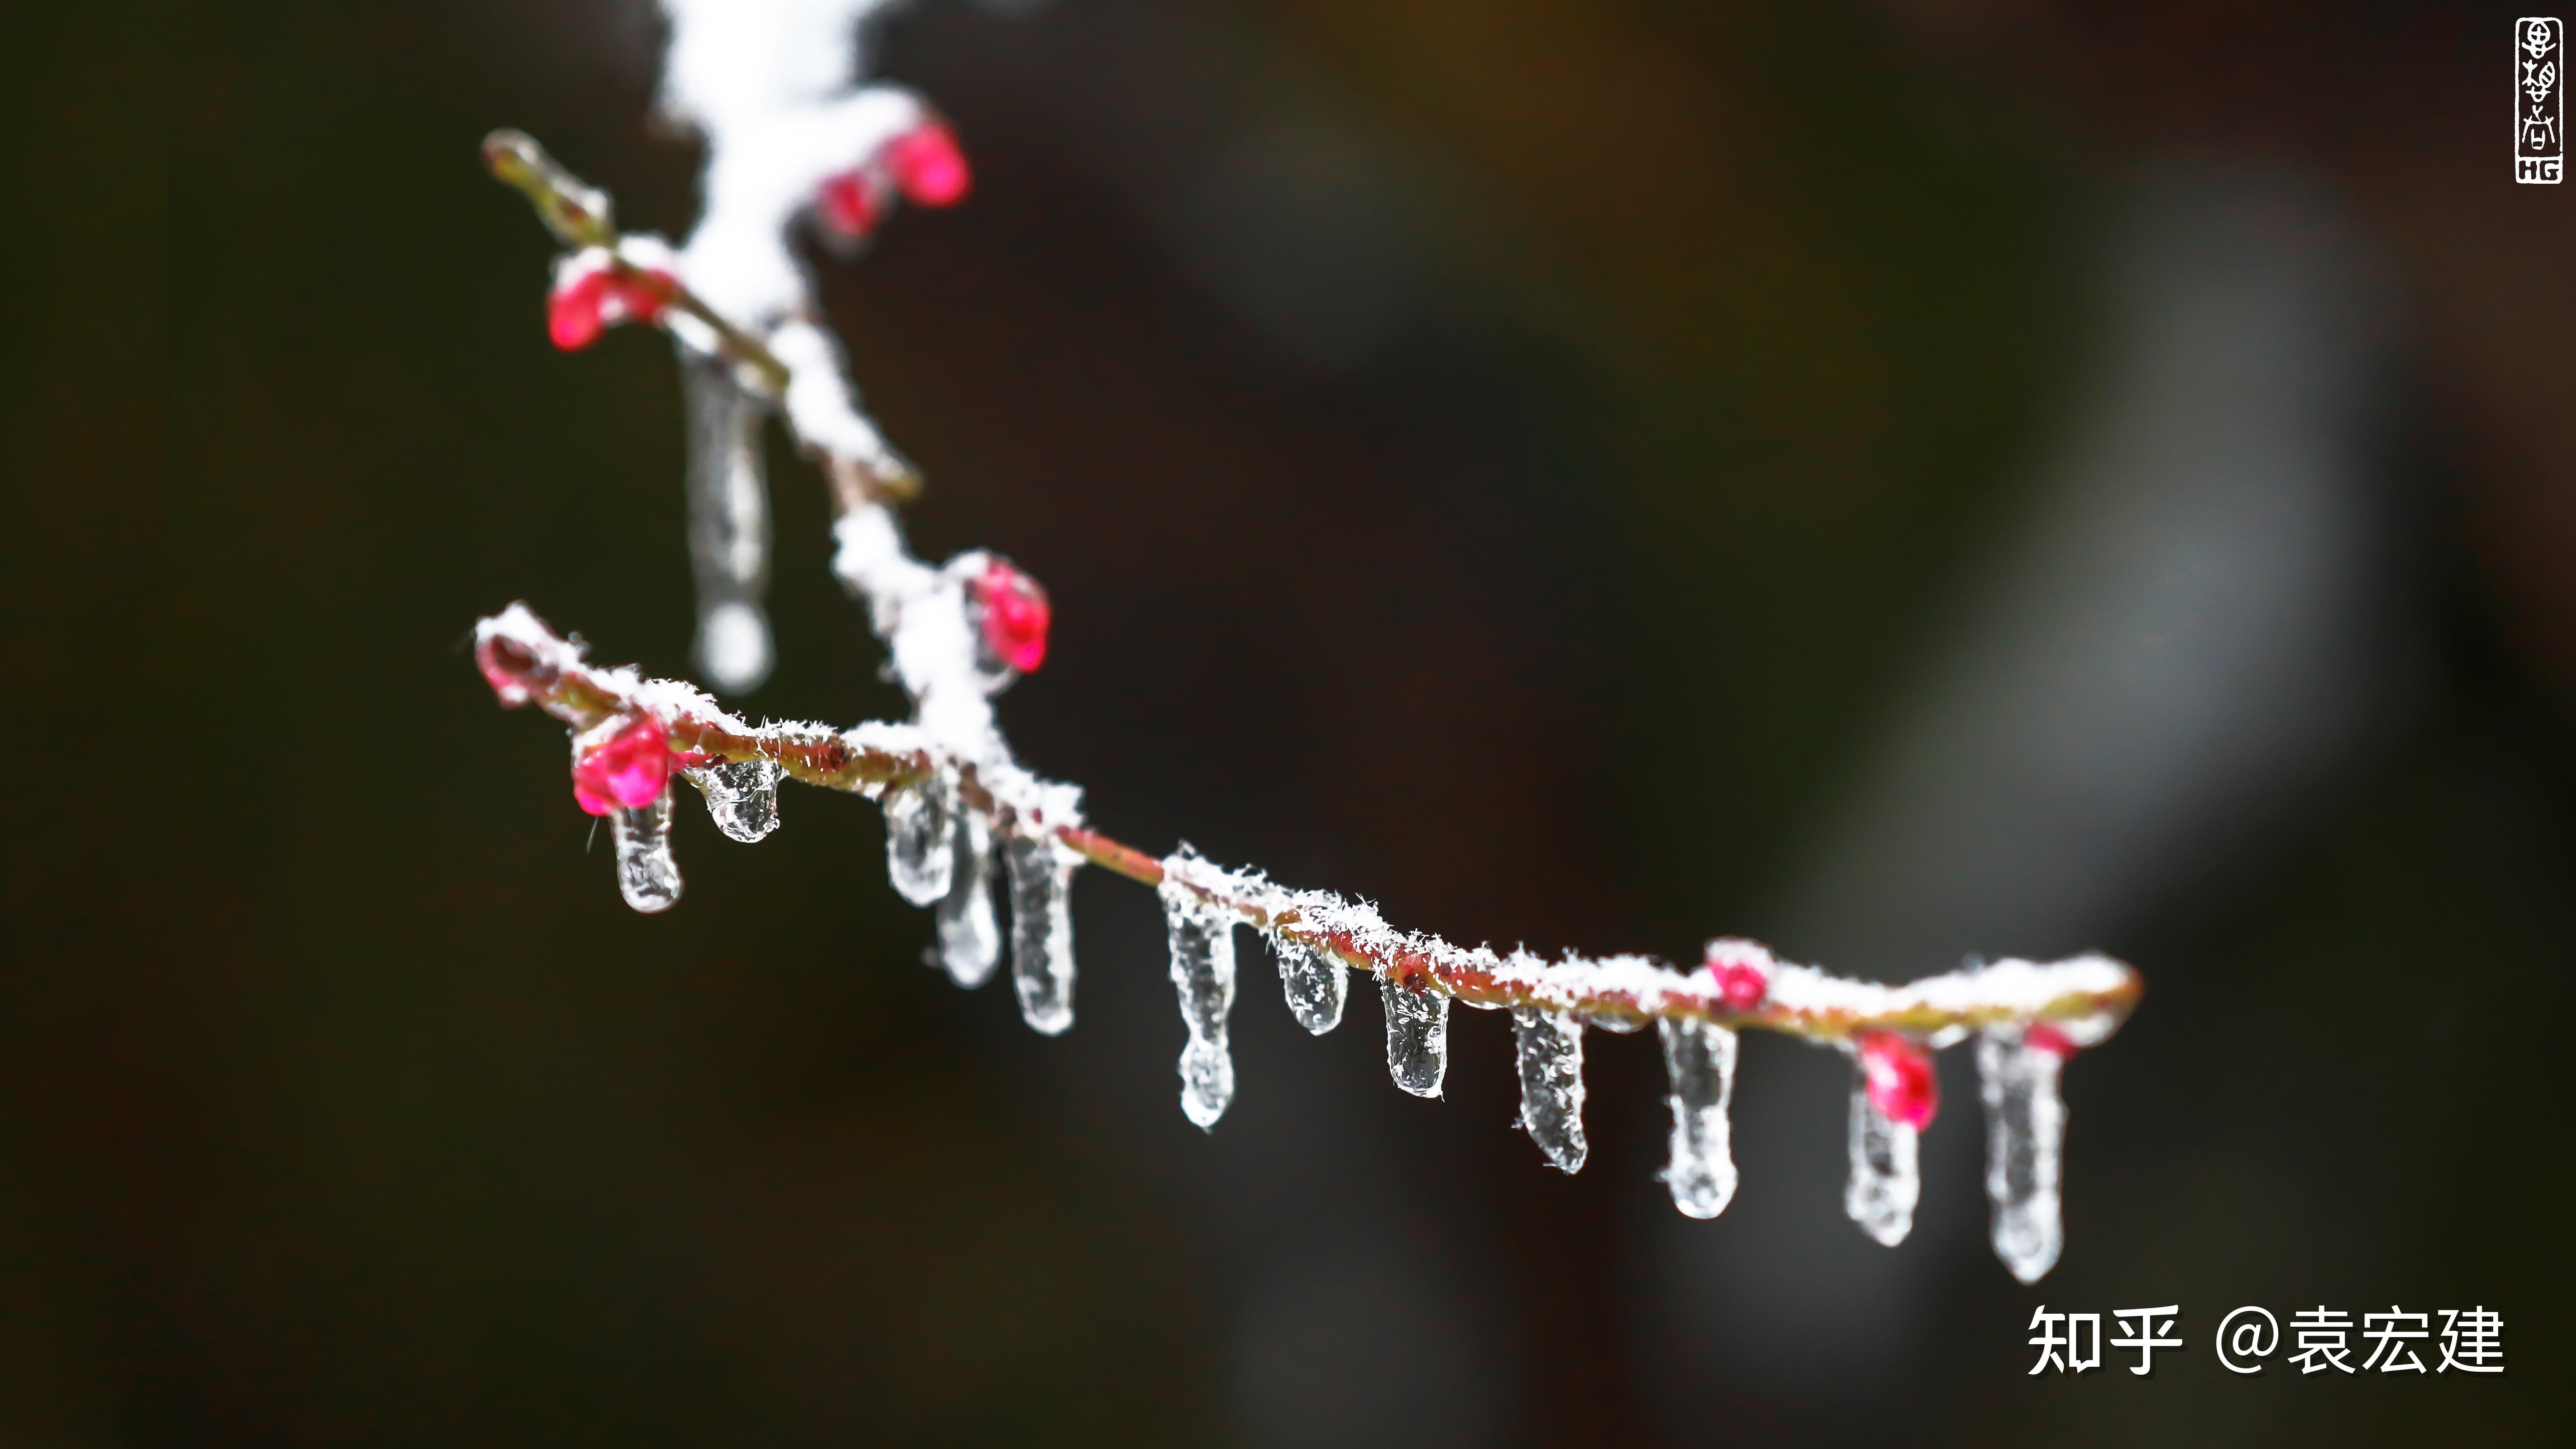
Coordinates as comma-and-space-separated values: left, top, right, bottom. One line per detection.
477, 612, 2143, 1045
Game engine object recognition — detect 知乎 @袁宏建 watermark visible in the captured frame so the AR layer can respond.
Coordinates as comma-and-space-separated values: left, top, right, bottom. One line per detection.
2517, 17, 2563, 183
2023, 1305, 2505, 1376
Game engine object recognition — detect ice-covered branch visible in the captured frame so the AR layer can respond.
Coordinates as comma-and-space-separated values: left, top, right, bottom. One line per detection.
467, 0, 2143, 1281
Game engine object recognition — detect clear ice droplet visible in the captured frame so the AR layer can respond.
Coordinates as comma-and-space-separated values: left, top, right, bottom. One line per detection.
1979, 1027, 2067, 1283
610, 792, 682, 913
683, 758, 783, 842
682, 349, 774, 694
1004, 832, 1078, 1035
1512, 1007, 1588, 1173
1658, 1016, 1739, 1218
1845, 1052, 1921, 1246
883, 778, 955, 907
1161, 886, 1238, 1130
1273, 933, 1347, 1035
1378, 973, 1449, 1097
933, 807, 1002, 988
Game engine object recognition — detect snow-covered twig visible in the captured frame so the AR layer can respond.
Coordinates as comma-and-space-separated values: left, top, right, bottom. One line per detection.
467, 0, 2141, 1280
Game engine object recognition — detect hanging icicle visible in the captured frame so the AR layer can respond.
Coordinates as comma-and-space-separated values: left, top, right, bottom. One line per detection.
1658, 1016, 1739, 1219
1512, 1006, 1588, 1173
1160, 867, 1239, 1130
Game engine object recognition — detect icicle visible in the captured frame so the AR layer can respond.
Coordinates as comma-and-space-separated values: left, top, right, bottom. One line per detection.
1512, 1007, 1588, 1173
1004, 831, 1078, 1035
1272, 933, 1347, 1035
1160, 883, 1237, 1130
681, 349, 774, 694
882, 777, 955, 906
683, 757, 783, 842
609, 792, 683, 913
1979, 1027, 2068, 1283
1378, 973, 1449, 1097
1658, 1016, 1739, 1218
1845, 1056, 1921, 1247
933, 806, 1001, 988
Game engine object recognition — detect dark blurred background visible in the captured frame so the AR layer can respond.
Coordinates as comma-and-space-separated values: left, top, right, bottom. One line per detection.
10, 0, 2575, 1442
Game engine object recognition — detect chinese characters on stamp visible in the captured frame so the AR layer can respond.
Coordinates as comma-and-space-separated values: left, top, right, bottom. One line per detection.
2518, 17, 2563, 182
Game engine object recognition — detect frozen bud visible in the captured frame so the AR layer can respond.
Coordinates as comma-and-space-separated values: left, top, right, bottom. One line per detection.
814, 168, 890, 240
547, 250, 669, 352
475, 634, 548, 706
972, 558, 1051, 673
1703, 939, 1772, 1013
886, 122, 970, 207
2021, 1022, 2079, 1059
571, 715, 675, 817
1857, 1030, 1940, 1130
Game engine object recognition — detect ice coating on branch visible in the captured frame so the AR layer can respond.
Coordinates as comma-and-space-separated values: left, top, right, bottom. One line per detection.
1659, 1016, 1739, 1218
611, 792, 684, 913
683, 757, 783, 841
1272, 933, 1348, 1035
934, 806, 1002, 988
1160, 858, 1239, 1130
1846, 1052, 1921, 1246
1980, 1026, 2069, 1282
1512, 1007, 1588, 1173
680, 350, 774, 693
658, 1, 927, 331
882, 776, 955, 906
1377, 972, 1449, 1097
1005, 831, 1078, 1035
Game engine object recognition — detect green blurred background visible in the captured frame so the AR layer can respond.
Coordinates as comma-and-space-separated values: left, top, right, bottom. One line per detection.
9, 0, 2573, 1442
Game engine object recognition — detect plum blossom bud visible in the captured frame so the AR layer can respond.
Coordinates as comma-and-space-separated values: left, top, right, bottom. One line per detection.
571, 715, 676, 816
885, 122, 970, 207
2022, 1022, 2079, 1059
815, 168, 890, 240
1857, 1030, 1939, 1130
971, 557, 1051, 673
547, 249, 671, 351
1703, 938, 1773, 1013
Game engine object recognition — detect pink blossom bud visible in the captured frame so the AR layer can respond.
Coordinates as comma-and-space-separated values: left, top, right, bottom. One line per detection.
1702, 939, 1772, 1013
1857, 1030, 1939, 1130
886, 122, 971, 207
815, 168, 889, 239
974, 558, 1051, 673
548, 261, 671, 351
2022, 1022, 2079, 1059
571, 716, 674, 816
549, 270, 612, 351
475, 635, 547, 707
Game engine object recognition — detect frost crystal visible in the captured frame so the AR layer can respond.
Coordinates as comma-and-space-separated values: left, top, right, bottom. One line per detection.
1379, 973, 1449, 1097
1271, 933, 1347, 1035
1160, 876, 1238, 1130
681, 350, 773, 693
933, 806, 1001, 988
684, 757, 783, 842
1004, 831, 1078, 1035
1512, 1007, 1588, 1173
1979, 1026, 2068, 1283
1845, 1054, 1921, 1246
882, 777, 955, 906
1658, 1016, 1739, 1219
610, 792, 683, 913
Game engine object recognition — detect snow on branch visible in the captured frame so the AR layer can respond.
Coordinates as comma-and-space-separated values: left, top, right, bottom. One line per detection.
468, 0, 2140, 1282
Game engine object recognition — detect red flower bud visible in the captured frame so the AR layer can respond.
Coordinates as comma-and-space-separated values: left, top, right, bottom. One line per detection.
2022, 1022, 2079, 1059
1857, 1030, 1940, 1130
547, 261, 672, 351
886, 122, 971, 207
1702, 939, 1772, 1013
571, 716, 674, 816
974, 559, 1051, 673
815, 168, 889, 239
